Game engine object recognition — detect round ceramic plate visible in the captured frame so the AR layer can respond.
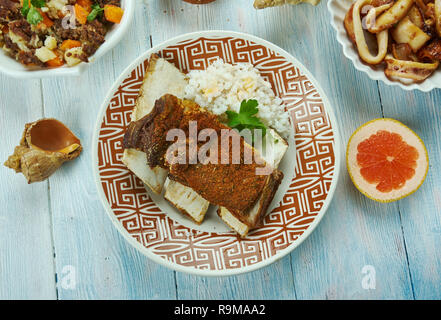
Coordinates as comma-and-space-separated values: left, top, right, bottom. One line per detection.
92, 31, 341, 276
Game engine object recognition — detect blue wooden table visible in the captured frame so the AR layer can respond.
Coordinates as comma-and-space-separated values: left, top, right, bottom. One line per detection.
0, 0, 440, 300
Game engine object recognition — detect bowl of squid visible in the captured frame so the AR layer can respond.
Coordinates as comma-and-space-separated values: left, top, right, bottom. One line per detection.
328, 0, 441, 91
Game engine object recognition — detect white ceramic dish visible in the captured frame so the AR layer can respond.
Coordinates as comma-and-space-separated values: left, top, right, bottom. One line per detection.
0, 0, 134, 78
92, 31, 341, 276
328, 0, 441, 92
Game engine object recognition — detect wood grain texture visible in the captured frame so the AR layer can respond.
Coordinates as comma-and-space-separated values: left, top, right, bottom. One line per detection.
0, 78, 56, 299
0, 0, 439, 300
377, 84, 441, 300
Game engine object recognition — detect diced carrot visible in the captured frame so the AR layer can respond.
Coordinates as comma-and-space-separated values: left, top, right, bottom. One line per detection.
46, 54, 65, 68
74, 3, 89, 25
77, 0, 92, 11
60, 39, 82, 51
20, 0, 30, 6
38, 10, 54, 28
104, 5, 124, 24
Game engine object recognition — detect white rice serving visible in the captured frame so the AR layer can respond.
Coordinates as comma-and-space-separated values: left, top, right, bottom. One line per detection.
184, 59, 290, 138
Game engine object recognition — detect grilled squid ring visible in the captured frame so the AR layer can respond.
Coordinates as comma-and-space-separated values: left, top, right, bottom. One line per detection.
352, 0, 389, 64
368, 0, 415, 33
384, 55, 439, 82
365, 2, 394, 30
435, 0, 441, 37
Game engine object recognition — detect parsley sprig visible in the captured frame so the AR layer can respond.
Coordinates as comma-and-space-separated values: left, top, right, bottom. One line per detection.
226, 99, 267, 138
21, 0, 46, 25
87, 4, 104, 21
31, 0, 46, 8
21, 0, 30, 17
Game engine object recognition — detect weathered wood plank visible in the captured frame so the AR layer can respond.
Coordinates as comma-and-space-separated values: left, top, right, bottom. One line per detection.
0, 77, 56, 299
377, 84, 441, 300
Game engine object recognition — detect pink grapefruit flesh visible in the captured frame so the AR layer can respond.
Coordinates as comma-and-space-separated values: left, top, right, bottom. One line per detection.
347, 119, 428, 202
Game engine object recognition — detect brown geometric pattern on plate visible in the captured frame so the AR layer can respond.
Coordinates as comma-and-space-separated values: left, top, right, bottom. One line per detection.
97, 36, 335, 271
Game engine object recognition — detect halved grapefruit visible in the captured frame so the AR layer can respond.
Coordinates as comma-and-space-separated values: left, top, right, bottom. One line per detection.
347, 118, 429, 202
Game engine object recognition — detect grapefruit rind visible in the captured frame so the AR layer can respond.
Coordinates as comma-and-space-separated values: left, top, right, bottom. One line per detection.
346, 118, 429, 203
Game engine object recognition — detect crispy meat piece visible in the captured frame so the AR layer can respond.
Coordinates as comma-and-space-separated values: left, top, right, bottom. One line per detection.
3, 33, 44, 67
124, 94, 186, 168
169, 163, 269, 216
123, 94, 277, 215
80, 20, 107, 55
166, 107, 269, 214
122, 54, 188, 195
51, 19, 106, 56
17, 50, 44, 66
3, 33, 18, 52
9, 19, 33, 42
218, 168, 283, 231
0, 0, 20, 24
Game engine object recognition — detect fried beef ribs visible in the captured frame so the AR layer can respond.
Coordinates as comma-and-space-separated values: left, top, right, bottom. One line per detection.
123, 94, 284, 218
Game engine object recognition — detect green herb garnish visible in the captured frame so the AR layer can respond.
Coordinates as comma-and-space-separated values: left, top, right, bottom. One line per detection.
21, 0, 30, 17
30, 0, 46, 8
21, 0, 45, 25
87, 4, 104, 21
26, 7, 43, 25
226, 99, 267, 138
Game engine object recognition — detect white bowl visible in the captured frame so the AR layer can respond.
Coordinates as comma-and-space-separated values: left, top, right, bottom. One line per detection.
328, 0, 441, 92
0, 0, 134, 78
